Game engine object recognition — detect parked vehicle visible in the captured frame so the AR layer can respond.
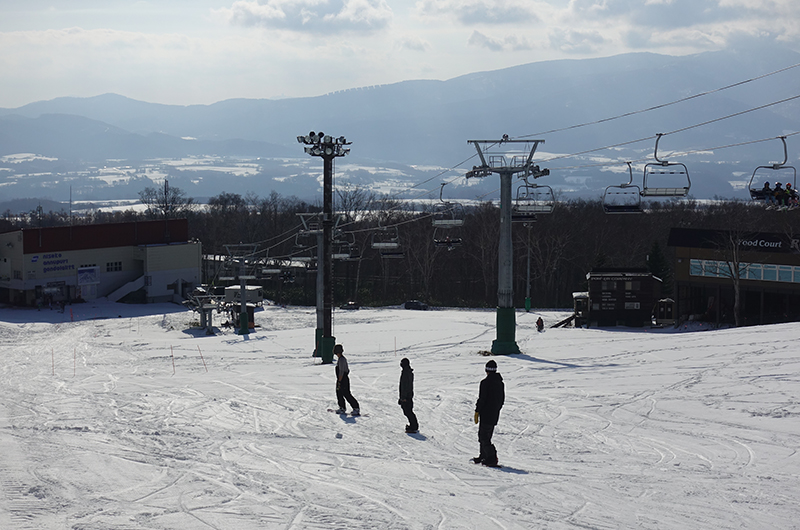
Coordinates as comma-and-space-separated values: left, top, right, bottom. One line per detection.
340, 301, 360, 310
404, 300, 428, 310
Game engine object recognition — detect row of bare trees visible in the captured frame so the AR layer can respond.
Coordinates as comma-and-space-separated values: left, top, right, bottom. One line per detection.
6, 185, 799, 310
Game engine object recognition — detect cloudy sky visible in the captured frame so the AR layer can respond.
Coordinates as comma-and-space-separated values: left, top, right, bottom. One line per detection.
1, 0, 798, 108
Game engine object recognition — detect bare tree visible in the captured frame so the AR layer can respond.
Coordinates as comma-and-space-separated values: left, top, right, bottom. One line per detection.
139, 180, 194, 220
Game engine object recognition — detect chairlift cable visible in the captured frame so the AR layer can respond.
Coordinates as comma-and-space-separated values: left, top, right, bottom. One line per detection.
514, 61, 800, 140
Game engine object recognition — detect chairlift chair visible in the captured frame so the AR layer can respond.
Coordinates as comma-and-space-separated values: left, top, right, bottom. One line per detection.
512, 183, 555, 221
332, 232, 359, 261
433, 229, 463, 251
432, 183, 466, 228
603, 162, 644, 214
641, 134, 691, 197
371, 226, 401, 251
748, 136, 797, 201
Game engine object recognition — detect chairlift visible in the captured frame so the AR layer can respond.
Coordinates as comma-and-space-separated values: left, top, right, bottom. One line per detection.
512, 182, 555, 221
432, 183, 465, 228
332, 232, 359, 261
641, 134, 691, 197
433, 230, 463, 251
371, 226, 401, 251
603, 162, 643, 214
747, 136, 797, 201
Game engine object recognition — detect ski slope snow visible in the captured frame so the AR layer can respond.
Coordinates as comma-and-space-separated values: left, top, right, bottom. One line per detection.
1, 301, 798, 529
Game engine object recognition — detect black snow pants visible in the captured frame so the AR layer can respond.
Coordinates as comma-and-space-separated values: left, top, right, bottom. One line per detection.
337, 374, 360, 411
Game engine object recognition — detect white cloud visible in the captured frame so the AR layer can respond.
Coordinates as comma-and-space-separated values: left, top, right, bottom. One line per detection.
416, 0, 540, 25
467, 30, 535, 52
548, 29, 605, 54
218, 0, 393, 33
396, 35, 430, 52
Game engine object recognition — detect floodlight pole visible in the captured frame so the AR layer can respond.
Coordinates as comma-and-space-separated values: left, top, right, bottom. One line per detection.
466, 138, 546, 355
297, 132, 351, 364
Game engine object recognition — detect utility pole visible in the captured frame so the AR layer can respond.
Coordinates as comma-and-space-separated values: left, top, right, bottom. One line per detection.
466, 137, 548, 355
297, 132, 351, 364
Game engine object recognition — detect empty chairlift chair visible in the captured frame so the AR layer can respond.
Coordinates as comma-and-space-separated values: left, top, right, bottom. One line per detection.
748, 136, 796, 203
371, 226, 404, 259
603, 162, 643, 214
512, 183, 555, 222
432, 183, 465, 250
641, 134, 691, 198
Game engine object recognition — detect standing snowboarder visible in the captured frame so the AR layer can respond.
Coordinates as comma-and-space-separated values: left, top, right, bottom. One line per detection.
398, 358, 419, 433
473, 360, 504, 467
333, 344, 360, 416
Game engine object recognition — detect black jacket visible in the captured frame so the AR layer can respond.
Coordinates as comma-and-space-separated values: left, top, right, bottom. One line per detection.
476, 372, 504, 425
399, 367, 414, 401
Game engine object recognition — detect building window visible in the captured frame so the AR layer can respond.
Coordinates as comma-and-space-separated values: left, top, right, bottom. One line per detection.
794, 267, 800, 283
746, 263, 762, 280
13, 270, 22, 280
704, 260, 720, 277
601, 281, 616, 290
106, 261, 122, 272
778, 266, 792, 283
690, 259, 703, 276
625, 281, 640, 291
763, 264, 777, 282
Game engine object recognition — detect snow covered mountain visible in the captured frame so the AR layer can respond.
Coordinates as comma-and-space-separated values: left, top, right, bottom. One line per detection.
1, 45, 799, 205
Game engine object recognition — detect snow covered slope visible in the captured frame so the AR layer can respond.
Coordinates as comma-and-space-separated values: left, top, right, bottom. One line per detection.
0, 301, 798, 528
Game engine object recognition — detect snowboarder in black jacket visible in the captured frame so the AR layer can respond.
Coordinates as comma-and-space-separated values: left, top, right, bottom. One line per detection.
473, 360, 504, 467
398, 358, 418, 433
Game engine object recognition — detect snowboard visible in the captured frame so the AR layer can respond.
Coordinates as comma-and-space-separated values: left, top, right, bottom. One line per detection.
471, 457, 501, 468
328, 409, 366, 417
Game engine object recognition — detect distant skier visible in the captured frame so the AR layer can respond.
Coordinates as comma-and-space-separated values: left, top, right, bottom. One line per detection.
473, 360, 504, 467
536, 317, 544, 332
333, 344, 360, 416
398, 358, 418, 433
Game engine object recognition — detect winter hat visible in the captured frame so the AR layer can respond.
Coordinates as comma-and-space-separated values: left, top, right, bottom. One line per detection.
485, 360, 497, 372
400, 358, 410, 368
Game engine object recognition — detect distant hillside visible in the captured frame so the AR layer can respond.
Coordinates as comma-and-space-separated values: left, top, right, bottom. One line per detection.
0, 114, 294, 161
1, 45, 799, 202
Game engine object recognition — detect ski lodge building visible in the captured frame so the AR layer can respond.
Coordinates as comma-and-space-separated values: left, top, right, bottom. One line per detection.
667, 227, 800, 326
0, 219, 202, 306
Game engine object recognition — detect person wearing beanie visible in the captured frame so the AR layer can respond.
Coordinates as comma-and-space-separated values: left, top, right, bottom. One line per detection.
473, 359, 505, 467
333, 344, 360, 416
398, 358, 419, 433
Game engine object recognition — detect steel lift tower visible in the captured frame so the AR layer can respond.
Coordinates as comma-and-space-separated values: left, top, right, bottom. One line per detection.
466, 137, 548, 355
297, 132, 351, 364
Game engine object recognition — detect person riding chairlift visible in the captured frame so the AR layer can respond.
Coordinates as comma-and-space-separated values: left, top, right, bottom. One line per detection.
762, 181, 776, 206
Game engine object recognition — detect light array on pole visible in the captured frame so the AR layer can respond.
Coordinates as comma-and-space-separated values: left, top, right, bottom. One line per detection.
297, 131, 351, 157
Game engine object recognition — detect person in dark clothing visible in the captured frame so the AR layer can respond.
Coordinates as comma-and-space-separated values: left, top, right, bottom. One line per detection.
774, 182, 785, 207
473, 360, 505, 467
398, 358, 418, 433
762, 181, 775, 206
536, 317, 544, 332
334, 344, 360, 415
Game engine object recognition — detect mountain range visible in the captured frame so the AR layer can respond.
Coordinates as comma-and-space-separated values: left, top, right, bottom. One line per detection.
1, 44, 800, 209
